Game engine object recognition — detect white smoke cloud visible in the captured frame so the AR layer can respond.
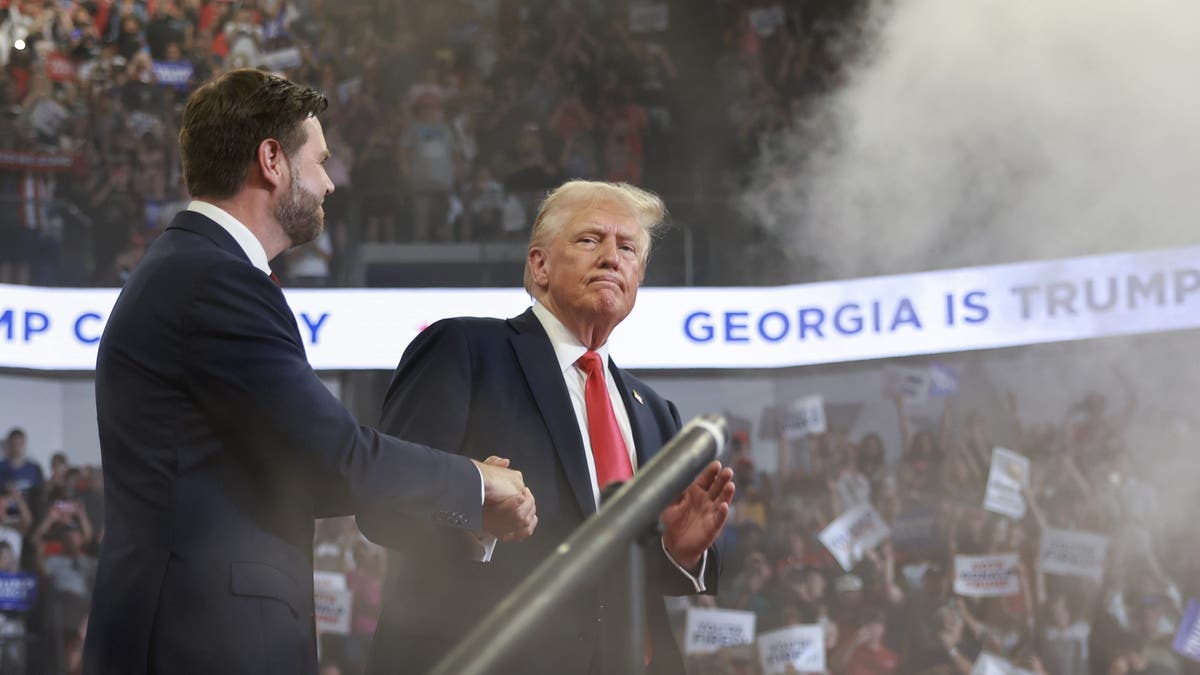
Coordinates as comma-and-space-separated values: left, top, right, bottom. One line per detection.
746, 0, 1200, 279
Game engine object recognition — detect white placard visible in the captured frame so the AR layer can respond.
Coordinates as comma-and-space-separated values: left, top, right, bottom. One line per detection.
260, 46, 303, 71
314, 587, 352, 635
782, 395, 826, 440
983, 447, 1029, 519
758, 624, 825, 674
313, 570, 347, 592
684, 607, 756, 655
1039, 528, 1109, 581
7, 245, 1200, 371
818, 503, 891, 572
972, 652, 1037, 675
887, 366, 931, 406
954, 554, 1021, 597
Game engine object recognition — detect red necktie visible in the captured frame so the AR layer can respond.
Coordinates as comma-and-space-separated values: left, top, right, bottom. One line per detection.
269, 272, 281, 286
577, 351, 633, 490
578, 352, 651, 668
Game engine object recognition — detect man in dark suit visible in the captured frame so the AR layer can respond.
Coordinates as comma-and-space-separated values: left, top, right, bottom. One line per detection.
359, 180, 736, 675
83, 69, 536, 675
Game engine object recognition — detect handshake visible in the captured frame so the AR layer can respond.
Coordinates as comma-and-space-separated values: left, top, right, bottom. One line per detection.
471, 456, 538, 542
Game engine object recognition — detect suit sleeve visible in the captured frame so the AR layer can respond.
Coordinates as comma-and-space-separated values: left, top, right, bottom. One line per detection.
356, 318, 477, 548
181, 260, 481, 530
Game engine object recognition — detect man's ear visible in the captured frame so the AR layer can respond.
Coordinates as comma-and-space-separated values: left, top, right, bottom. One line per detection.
528, 247, 549, 288
256, 138, 287, 190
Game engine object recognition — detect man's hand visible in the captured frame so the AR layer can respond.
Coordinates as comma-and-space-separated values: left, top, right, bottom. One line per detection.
473, 456, 538, 542
661, 461, 735, 571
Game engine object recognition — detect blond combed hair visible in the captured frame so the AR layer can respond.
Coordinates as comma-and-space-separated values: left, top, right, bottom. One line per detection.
522, 181, 667, 294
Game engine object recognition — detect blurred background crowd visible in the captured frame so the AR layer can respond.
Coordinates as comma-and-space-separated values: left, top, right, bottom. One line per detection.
685, 382, 1198, 675
0, 0, 859, 288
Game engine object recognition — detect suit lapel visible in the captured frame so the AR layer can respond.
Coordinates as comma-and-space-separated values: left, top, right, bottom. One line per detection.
508, 309, 596, 518
609, 360, 655, 468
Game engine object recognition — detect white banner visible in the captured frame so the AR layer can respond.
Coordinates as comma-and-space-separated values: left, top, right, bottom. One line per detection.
684, 607, 756, 655
757, 624, 825, 674
983, 447, 1029, 519
5, 245, 1200, 371
818, 503, 891, 572
782, 395, 826, 440
954, 554, 1021, 597
1039, 528, 1109, 581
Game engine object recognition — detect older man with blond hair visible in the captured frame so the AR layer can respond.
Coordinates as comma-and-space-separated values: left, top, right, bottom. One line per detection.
359, 180, 735, 675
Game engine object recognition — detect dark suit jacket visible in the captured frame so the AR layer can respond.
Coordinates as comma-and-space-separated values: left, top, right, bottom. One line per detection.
358, 308, 718, 675
83, 211, 481, 675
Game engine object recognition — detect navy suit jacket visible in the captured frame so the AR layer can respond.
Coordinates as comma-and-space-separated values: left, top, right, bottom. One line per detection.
83, 211, 481, 675
357, 309, 718, 675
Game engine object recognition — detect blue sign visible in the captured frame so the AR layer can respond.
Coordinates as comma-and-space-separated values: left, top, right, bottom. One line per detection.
0, 573, 37, 612
1174, 599, 1200, 662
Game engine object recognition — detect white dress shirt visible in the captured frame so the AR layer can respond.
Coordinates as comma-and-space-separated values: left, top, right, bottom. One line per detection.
528, 302, 708, 590
186, 200, 272, 275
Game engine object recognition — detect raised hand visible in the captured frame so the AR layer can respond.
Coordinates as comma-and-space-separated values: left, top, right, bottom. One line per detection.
661, 461, 735, 571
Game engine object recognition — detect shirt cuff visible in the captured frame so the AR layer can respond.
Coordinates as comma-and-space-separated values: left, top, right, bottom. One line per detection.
662, 540, 707, 592
474, 462, 485, 506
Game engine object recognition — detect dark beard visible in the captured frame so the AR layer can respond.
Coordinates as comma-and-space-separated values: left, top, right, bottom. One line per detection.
276, 172, 324, 247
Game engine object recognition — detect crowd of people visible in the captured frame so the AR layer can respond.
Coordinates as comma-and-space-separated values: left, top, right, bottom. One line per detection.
0, 0, 857, 288
685, 386, 1198, 675
0, 427, 103, 675
2, 376, 1198, 675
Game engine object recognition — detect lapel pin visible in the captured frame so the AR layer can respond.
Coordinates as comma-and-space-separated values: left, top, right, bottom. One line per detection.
633, 390, 644, 405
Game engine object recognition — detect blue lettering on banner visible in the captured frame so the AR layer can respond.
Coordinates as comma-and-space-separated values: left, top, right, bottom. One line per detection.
758, 311, 789, 343
74, 312, 104, 344
25, 311, 49, 341
725, 311, 750, 343
682, 300, 934, 346
684, 311, 713, 343
300, 312, 330, 345
1, 310, 52, 342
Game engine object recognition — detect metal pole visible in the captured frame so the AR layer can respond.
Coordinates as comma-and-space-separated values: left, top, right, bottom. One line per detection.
427, 415, 728, 675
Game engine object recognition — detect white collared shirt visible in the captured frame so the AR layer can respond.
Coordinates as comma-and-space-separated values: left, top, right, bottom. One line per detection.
531, 301, 637, 508
186, 200, 272, 276
529, 302, 707, 590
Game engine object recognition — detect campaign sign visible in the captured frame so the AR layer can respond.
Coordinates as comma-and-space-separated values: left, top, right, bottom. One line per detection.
684, 607, 756, 655
819, 503, 891, 572
954, 554, 1021, 597
891, 504, 940, 556
152, 60, 193, 89
758, 624, 825, 674
886, 366, 930, 406
1173, 600, 1200, 662
929, 362, 960, 396
0, 573, 37, 612
1039, 528, 1109, 581
314, 587, 352, 635
782, 395, 827, 440
983, 447, 1029, 519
